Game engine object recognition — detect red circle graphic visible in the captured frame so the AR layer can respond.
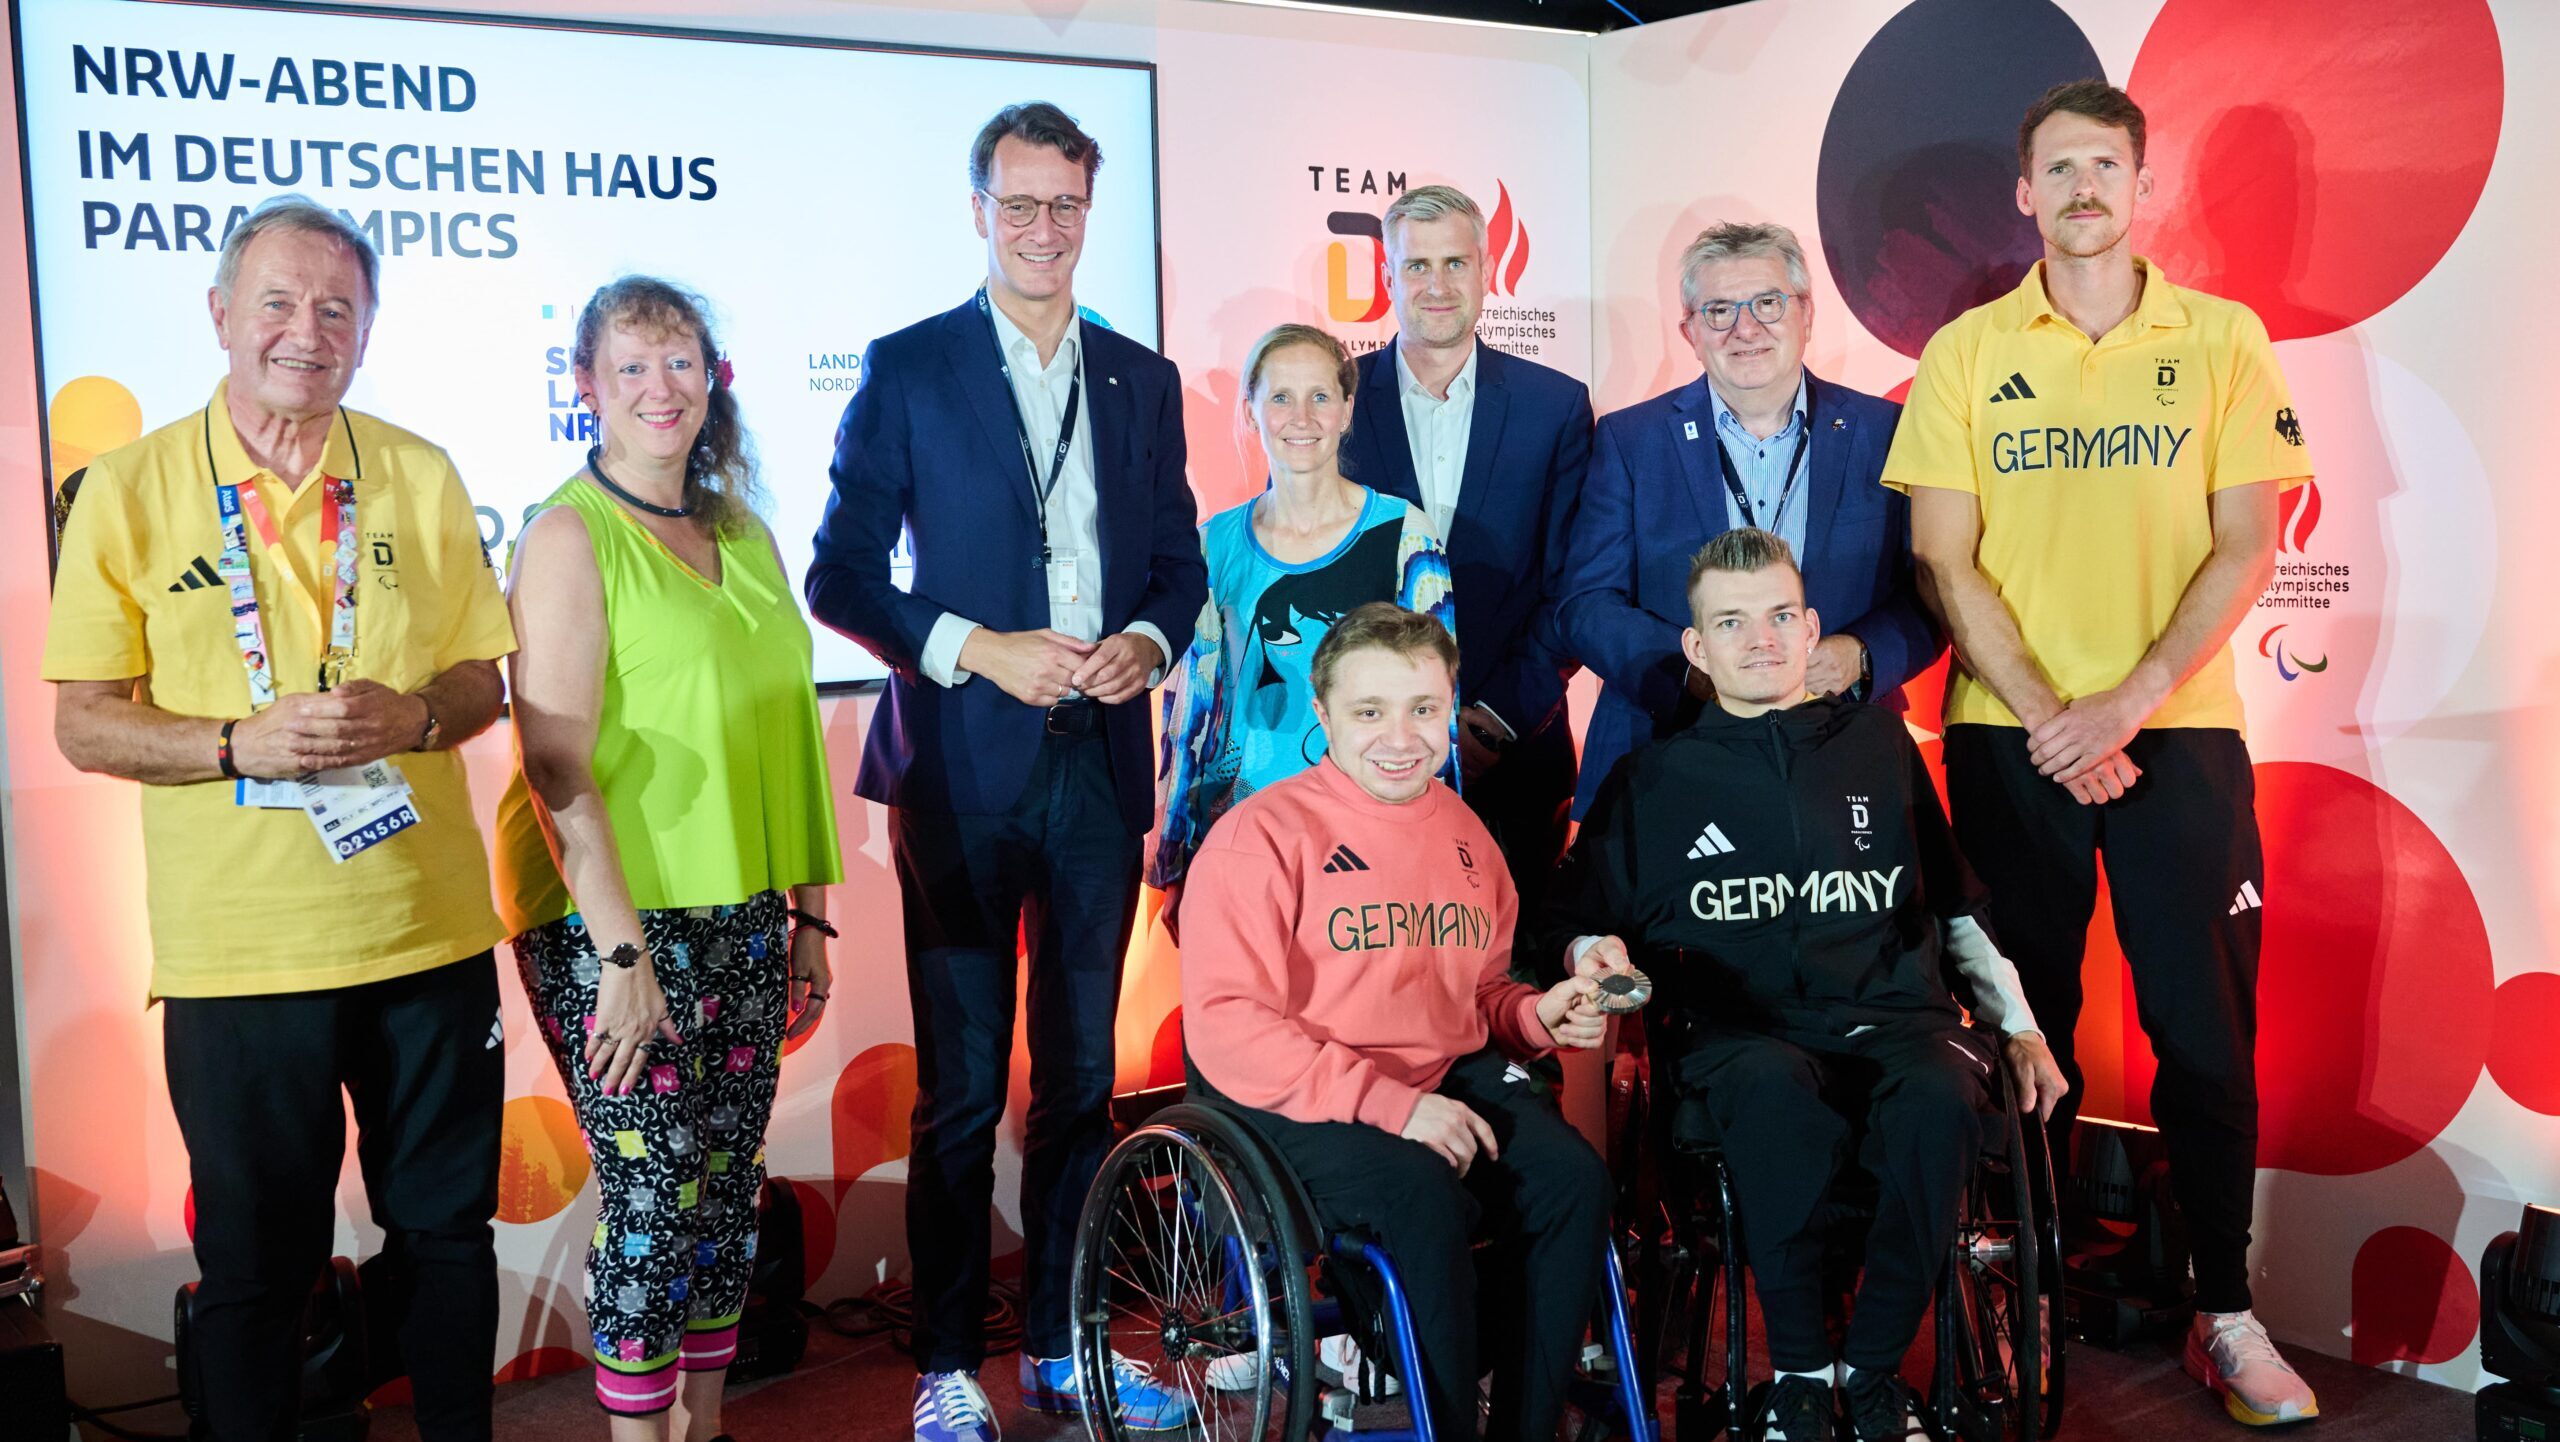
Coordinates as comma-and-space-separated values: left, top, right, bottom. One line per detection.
2488, 972, 2560, 1116
2129, 0, 2502, 340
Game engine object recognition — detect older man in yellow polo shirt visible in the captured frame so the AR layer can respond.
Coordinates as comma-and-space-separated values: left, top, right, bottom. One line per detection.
44, 194, 514, 1442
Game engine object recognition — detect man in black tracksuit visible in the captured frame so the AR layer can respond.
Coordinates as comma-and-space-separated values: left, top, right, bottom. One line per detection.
1545, 528, 2064, 1442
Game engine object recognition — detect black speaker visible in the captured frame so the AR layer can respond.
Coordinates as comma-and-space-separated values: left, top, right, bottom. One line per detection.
0, 1171, 67, 1442
2480, 1204, 2560, 1442
730, 1179, 808, 1381
175, 1256, 370, 1441
2058, 1116, 2195, 1346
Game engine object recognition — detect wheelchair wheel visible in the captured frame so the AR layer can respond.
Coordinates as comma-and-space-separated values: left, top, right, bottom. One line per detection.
2020, 1112, 2066, 1439
1932, 1099, 2046, 1442
1070, 1103, 1317, 1442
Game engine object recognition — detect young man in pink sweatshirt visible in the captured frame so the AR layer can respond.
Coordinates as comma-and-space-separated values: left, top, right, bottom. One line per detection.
1181, 601, 1616, 1442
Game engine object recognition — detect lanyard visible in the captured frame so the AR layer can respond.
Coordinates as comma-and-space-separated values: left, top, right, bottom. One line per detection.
205, 406, 363, 705
976, 287, 1083, 564
1715, 420, 1811, 535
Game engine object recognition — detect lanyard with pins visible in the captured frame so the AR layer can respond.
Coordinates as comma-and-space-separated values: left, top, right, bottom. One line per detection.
207, 405, 363, 705
1715, 421, 1811, 535
977, 287, 1083, 566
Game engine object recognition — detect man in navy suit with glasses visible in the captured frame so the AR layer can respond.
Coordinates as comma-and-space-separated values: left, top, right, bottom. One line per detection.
806, 101, 1205, 1442
1558, 219, 1941, 820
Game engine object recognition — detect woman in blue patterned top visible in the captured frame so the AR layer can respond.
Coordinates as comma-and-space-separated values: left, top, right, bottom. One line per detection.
1151, 323, 1455, 905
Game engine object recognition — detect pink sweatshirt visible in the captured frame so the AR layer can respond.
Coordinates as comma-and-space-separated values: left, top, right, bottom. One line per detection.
1180, 758, 1556, 1133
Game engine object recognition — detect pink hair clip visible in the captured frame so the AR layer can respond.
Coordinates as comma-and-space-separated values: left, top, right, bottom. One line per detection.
714, 356, 734, 388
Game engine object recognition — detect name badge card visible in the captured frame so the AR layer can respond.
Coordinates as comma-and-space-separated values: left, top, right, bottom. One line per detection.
1047, 547, 1084, 605
294, 760, 421, 864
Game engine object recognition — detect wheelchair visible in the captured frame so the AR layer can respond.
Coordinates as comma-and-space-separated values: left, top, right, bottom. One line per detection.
1609, 1012, 2064, 1442
1067, 1080, 1661, 1442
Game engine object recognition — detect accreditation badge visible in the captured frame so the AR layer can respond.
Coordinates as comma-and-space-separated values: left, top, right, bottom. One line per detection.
291, 760, 422, 864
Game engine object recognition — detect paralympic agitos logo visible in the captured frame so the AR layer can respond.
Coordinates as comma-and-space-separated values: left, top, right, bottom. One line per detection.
1322, 178, 1534, 324
2257, 481, 2330, 681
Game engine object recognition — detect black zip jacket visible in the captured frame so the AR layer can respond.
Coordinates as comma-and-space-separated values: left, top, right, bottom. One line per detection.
1541, 695, 1981, 1035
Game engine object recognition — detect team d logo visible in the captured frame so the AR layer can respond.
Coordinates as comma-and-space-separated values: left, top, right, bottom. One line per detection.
1324, 179, 1534, 324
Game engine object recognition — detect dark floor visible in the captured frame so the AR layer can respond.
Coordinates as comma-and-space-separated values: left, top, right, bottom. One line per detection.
356, 1318, 2475, 1442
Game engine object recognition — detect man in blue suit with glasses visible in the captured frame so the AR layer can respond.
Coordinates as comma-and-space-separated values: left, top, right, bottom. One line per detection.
1558, 220, 1940, 819
806, 101, 1205, 1442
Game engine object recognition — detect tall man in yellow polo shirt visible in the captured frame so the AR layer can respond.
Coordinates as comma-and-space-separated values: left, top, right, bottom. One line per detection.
1886, 82, 2319, 1428
44, 196, 514, 1442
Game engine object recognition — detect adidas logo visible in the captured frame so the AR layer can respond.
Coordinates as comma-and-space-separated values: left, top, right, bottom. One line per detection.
2228, 879, 2264, 915
166, 555, 221, 592
1987, 372, 2038, 403
1321, 844, 1370, 874
1686, 823, 1737, 860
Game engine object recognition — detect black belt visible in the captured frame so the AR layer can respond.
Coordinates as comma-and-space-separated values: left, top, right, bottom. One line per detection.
1044, 699, 1104, 736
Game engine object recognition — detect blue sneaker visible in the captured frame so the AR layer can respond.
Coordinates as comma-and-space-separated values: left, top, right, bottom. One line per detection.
1020, 1350, 1198, 1431
912, 1370, 998, 1442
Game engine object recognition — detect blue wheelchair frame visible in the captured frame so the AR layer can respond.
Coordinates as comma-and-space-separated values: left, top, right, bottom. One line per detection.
1168, 1107, 1661, 1442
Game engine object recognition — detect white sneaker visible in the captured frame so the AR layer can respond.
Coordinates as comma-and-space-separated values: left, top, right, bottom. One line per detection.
1204, 1350, 1264, 1392
1321, 1333, 1403, 1397
2184, 1310, 2319, 1426
1203, 1332, 1407, 1396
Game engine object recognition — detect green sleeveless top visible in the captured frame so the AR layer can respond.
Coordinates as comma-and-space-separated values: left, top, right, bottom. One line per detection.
496, 475, 842, 935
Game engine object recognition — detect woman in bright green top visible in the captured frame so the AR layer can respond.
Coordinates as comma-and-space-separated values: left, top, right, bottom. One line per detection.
494, 276, 841, 1438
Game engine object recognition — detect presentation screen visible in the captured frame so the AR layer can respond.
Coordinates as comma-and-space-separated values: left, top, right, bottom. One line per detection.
16, 0, 1162, 688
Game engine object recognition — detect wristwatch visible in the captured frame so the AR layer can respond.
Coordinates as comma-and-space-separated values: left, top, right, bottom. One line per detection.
1852, 637, 1873, 701
416, 696, 443, 752
603, 942, 642, 970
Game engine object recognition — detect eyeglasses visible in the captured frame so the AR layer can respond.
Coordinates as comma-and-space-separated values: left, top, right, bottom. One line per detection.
979, 190, 1090, 229
1692, 290, 1802, 332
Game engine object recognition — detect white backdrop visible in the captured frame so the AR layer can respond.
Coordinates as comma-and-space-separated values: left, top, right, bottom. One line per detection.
17, 0, 1163, 687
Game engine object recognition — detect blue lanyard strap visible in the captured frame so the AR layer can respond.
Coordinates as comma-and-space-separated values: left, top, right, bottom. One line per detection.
976, 288, 1083, 563
1715, 421, 1811, 534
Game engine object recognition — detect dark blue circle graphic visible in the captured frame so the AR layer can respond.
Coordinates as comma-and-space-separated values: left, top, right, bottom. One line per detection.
1815, 0, 2104, 359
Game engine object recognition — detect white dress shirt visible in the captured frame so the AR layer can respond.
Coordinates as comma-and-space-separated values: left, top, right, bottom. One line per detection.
1395, 340, 1479, 542
920, 301, 1167, 688
1395, 340, 1513, 736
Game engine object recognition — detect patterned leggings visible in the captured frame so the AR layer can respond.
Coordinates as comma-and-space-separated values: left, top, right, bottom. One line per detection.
515, 891, 788, 1416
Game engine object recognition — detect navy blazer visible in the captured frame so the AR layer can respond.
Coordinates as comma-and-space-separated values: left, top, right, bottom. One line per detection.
1340, 340, 1595, 743
1556, 370, 1941, 817
806, 297, 1207, 832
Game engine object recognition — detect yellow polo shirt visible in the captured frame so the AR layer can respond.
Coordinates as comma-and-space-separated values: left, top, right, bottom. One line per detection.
43, 381, 516, 998
1883, 259, 2312, 731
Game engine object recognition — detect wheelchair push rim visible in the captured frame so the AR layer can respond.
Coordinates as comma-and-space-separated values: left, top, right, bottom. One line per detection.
1933, 1097, 2048, 1442
1070, 1113, 1317, 1441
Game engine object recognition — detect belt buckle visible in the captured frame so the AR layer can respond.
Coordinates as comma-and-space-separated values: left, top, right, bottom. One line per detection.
1045, 702, 1084, 736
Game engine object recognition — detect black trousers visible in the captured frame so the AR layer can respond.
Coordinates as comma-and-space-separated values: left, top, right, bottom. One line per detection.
1463, 719, 1578, 982
162, 953, 503, 1442
893, 726, 1141, 1371
1682, 1020, 1992, 1373
1944, 724, 2263, 1313
1230, 1050, 1612, 1442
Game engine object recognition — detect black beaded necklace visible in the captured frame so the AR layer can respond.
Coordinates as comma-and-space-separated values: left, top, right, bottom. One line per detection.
586, 446, 694, 518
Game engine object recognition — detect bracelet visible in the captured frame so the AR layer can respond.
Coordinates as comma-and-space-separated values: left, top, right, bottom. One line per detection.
216, 719, 242, 780
786, 908, 837, 939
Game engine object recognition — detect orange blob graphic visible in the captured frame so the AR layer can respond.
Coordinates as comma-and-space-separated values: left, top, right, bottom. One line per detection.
495, 1346, 589, 1384
1147, 1007, 1186, 1090
48, 376, 144, 484
496, 1095, 591, 1224
831, 1042, 919, 1180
